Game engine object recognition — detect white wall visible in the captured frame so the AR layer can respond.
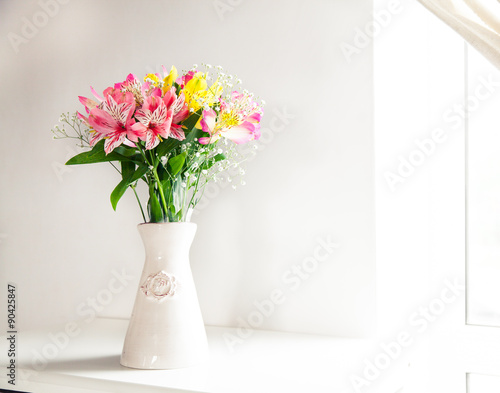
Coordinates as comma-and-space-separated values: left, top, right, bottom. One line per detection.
0, 0, 375, 338
375, 0, 467, 390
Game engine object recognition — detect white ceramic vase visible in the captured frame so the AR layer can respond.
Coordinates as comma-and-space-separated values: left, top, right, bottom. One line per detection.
120, 222, 208, 369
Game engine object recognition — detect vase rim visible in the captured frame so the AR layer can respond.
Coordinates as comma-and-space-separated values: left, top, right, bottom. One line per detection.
137, 222, 197, 228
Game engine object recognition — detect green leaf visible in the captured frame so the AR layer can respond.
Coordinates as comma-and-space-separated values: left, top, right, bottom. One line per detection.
160, 179, 172, 216
160, 179, 171, 195
130, 163, 149, 182
182, 111, 202, 132
167, 152, 187, 176
148, 186, 163, 222
110, 178, 130, 211
114, 145, 138, 157
65, 140, 131, 165
171, 176, 182, 214
110, 163, 150, 211
213, 153, 226, 162
156, 163, 169, 181
156, 138, 179, 159
202, 153, 226, 170
121, 161, 135, 180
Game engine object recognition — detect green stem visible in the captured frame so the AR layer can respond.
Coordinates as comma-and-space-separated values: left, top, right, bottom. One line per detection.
136, 143, 151, 166
136, 142, 168, 221
131, 184, 147, 223
152, 168, 169, 220
188, 169, 202, 213
109, 162, 121, 174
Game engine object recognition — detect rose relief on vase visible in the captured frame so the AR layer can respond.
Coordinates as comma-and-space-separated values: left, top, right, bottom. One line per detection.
141, 271, 178, 300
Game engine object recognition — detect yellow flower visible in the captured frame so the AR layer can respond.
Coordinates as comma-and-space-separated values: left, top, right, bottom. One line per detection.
180, 74, 223, 128
182, 72, 208, 112
162, 66, 178, 94
144, 73, 162, 87
196, 79, 223, 107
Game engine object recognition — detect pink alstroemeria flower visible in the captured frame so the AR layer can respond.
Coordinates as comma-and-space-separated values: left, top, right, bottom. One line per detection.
77, 86, 105, 126
162, 87, 189, 141
88, 90, 143, 154
132, 96, 173, 150
113, 73, 139, 90
198, 90, 263, 145
198, 108, 257, 145
140, 81, 162, 101
246, 112, 262, 140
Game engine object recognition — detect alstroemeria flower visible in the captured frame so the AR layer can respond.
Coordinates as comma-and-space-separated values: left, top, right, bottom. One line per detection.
178, 73, 223, 130
162, 87, 189, 141
88, 91, 142, 154
162, 65, 178, 94
181, 72, 207, 112
116, 74, 145, 108
179, 72, 221, 111
198, 90, 262, 145
78, 95, 98, 114
140, 81, 162, 101
175, 70, 197, 88
77, 86, 106, 125
198, 109, 218, 144
144, 73, 163, 88
113, 73, 139, 90
246, 112, 262, 140
132, 96, 173, 150
198, 108, 257, 145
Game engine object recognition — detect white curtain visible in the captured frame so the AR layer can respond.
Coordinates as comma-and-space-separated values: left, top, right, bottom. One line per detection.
418, 0, 500, 68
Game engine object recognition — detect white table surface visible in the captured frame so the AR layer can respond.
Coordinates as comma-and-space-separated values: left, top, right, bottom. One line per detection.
0, 318, 406, 393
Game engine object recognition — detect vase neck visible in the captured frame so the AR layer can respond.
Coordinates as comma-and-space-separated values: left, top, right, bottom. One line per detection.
138, 223, 197, 262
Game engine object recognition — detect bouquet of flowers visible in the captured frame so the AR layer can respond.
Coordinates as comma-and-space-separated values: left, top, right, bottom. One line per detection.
53, 64, 263, 222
